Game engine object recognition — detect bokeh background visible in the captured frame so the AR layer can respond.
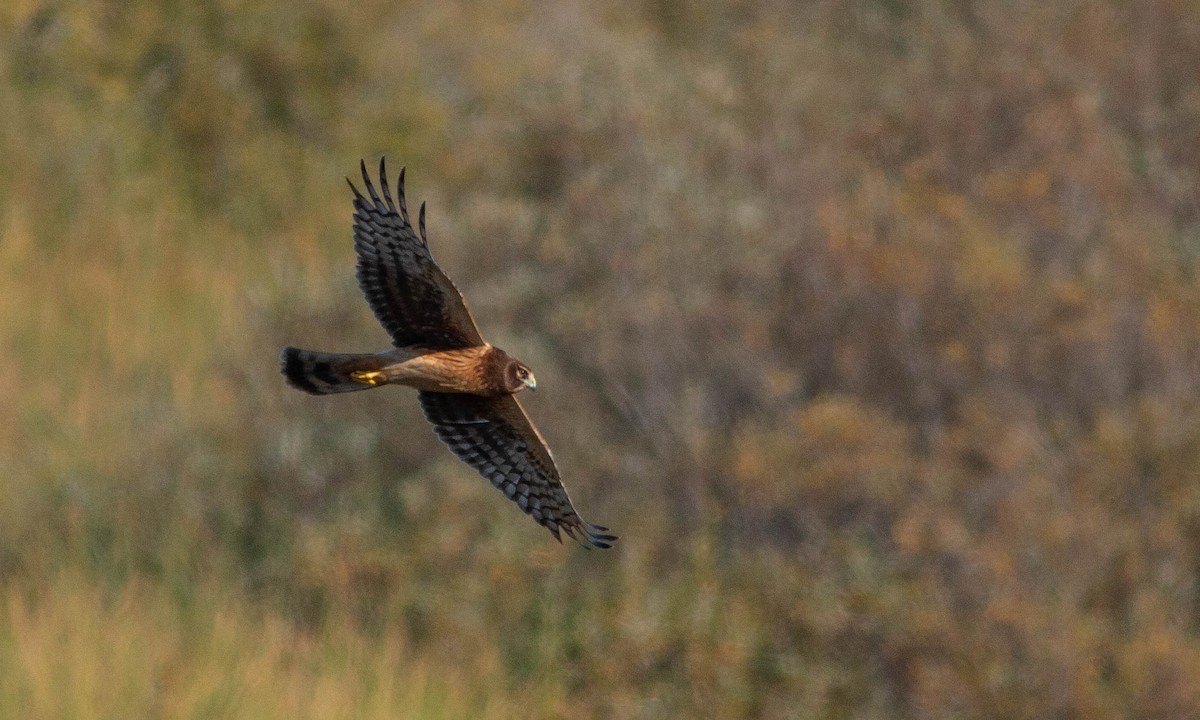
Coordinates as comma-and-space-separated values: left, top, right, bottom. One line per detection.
2, 0, 1200, 717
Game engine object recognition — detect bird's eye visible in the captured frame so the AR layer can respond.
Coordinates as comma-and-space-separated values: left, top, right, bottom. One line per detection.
518, 368, 528, 378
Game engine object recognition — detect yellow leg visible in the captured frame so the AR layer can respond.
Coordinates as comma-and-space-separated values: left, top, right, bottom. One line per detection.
350, 370, 387, 386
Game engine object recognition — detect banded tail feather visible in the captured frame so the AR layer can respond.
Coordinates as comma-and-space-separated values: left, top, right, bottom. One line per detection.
280, 347, 389, 395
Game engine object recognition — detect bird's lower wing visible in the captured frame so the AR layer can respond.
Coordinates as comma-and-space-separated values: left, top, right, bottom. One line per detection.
417, 392, 616, 549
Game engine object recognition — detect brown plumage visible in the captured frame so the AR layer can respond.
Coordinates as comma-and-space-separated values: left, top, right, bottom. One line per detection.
281, 159, 616, 549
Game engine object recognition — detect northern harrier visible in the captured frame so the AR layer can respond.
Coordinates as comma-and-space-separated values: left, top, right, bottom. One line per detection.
281, 159, 616, 549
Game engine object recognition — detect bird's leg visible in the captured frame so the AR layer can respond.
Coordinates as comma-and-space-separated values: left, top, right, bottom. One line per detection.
350, 370, 387, 386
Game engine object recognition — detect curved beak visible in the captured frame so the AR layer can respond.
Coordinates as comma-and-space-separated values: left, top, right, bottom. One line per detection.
524, 373, 537, 392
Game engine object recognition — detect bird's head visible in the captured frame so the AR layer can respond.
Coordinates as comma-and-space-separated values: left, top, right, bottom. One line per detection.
504, 358, 537, 394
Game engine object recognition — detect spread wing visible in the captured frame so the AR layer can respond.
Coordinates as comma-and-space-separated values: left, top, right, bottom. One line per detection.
348, 159, 485, 350
418, 391, 617, 549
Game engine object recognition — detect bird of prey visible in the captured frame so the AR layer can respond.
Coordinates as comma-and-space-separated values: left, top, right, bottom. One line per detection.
280, 159, 616, 549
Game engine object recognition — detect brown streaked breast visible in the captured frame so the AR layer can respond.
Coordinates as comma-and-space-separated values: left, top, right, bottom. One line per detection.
377, 344, 499, 394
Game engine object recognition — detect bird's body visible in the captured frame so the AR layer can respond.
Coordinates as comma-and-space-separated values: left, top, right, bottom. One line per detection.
281, 160, 615, 549
283, 344, 519, 395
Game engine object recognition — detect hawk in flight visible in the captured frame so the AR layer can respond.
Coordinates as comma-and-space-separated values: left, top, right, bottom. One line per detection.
281, 159, 616, 549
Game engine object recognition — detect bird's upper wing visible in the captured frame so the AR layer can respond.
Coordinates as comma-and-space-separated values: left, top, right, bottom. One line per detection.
348, 159, 485, 350
418, 391, 617, 549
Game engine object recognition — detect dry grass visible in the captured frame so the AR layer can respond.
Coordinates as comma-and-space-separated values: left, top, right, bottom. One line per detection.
0, 571, 522, 719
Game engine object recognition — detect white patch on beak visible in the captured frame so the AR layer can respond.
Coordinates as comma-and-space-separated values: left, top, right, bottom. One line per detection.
525, 373, 537, 391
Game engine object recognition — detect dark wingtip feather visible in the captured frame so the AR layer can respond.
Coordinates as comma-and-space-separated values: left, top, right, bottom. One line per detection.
378, 157, 397, 214
418, 201, 427, 244
586, 523, 618, 548
361, 159, 383, 205
346, 177, 364, 201
397, 166, 410, 223
561, 521, 617, 549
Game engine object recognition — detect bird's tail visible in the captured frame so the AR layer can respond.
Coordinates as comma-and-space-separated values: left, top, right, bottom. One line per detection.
280, 347, 391, 395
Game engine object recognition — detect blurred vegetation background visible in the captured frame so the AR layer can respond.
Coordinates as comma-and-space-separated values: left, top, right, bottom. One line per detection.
1, 0, 1199, 717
